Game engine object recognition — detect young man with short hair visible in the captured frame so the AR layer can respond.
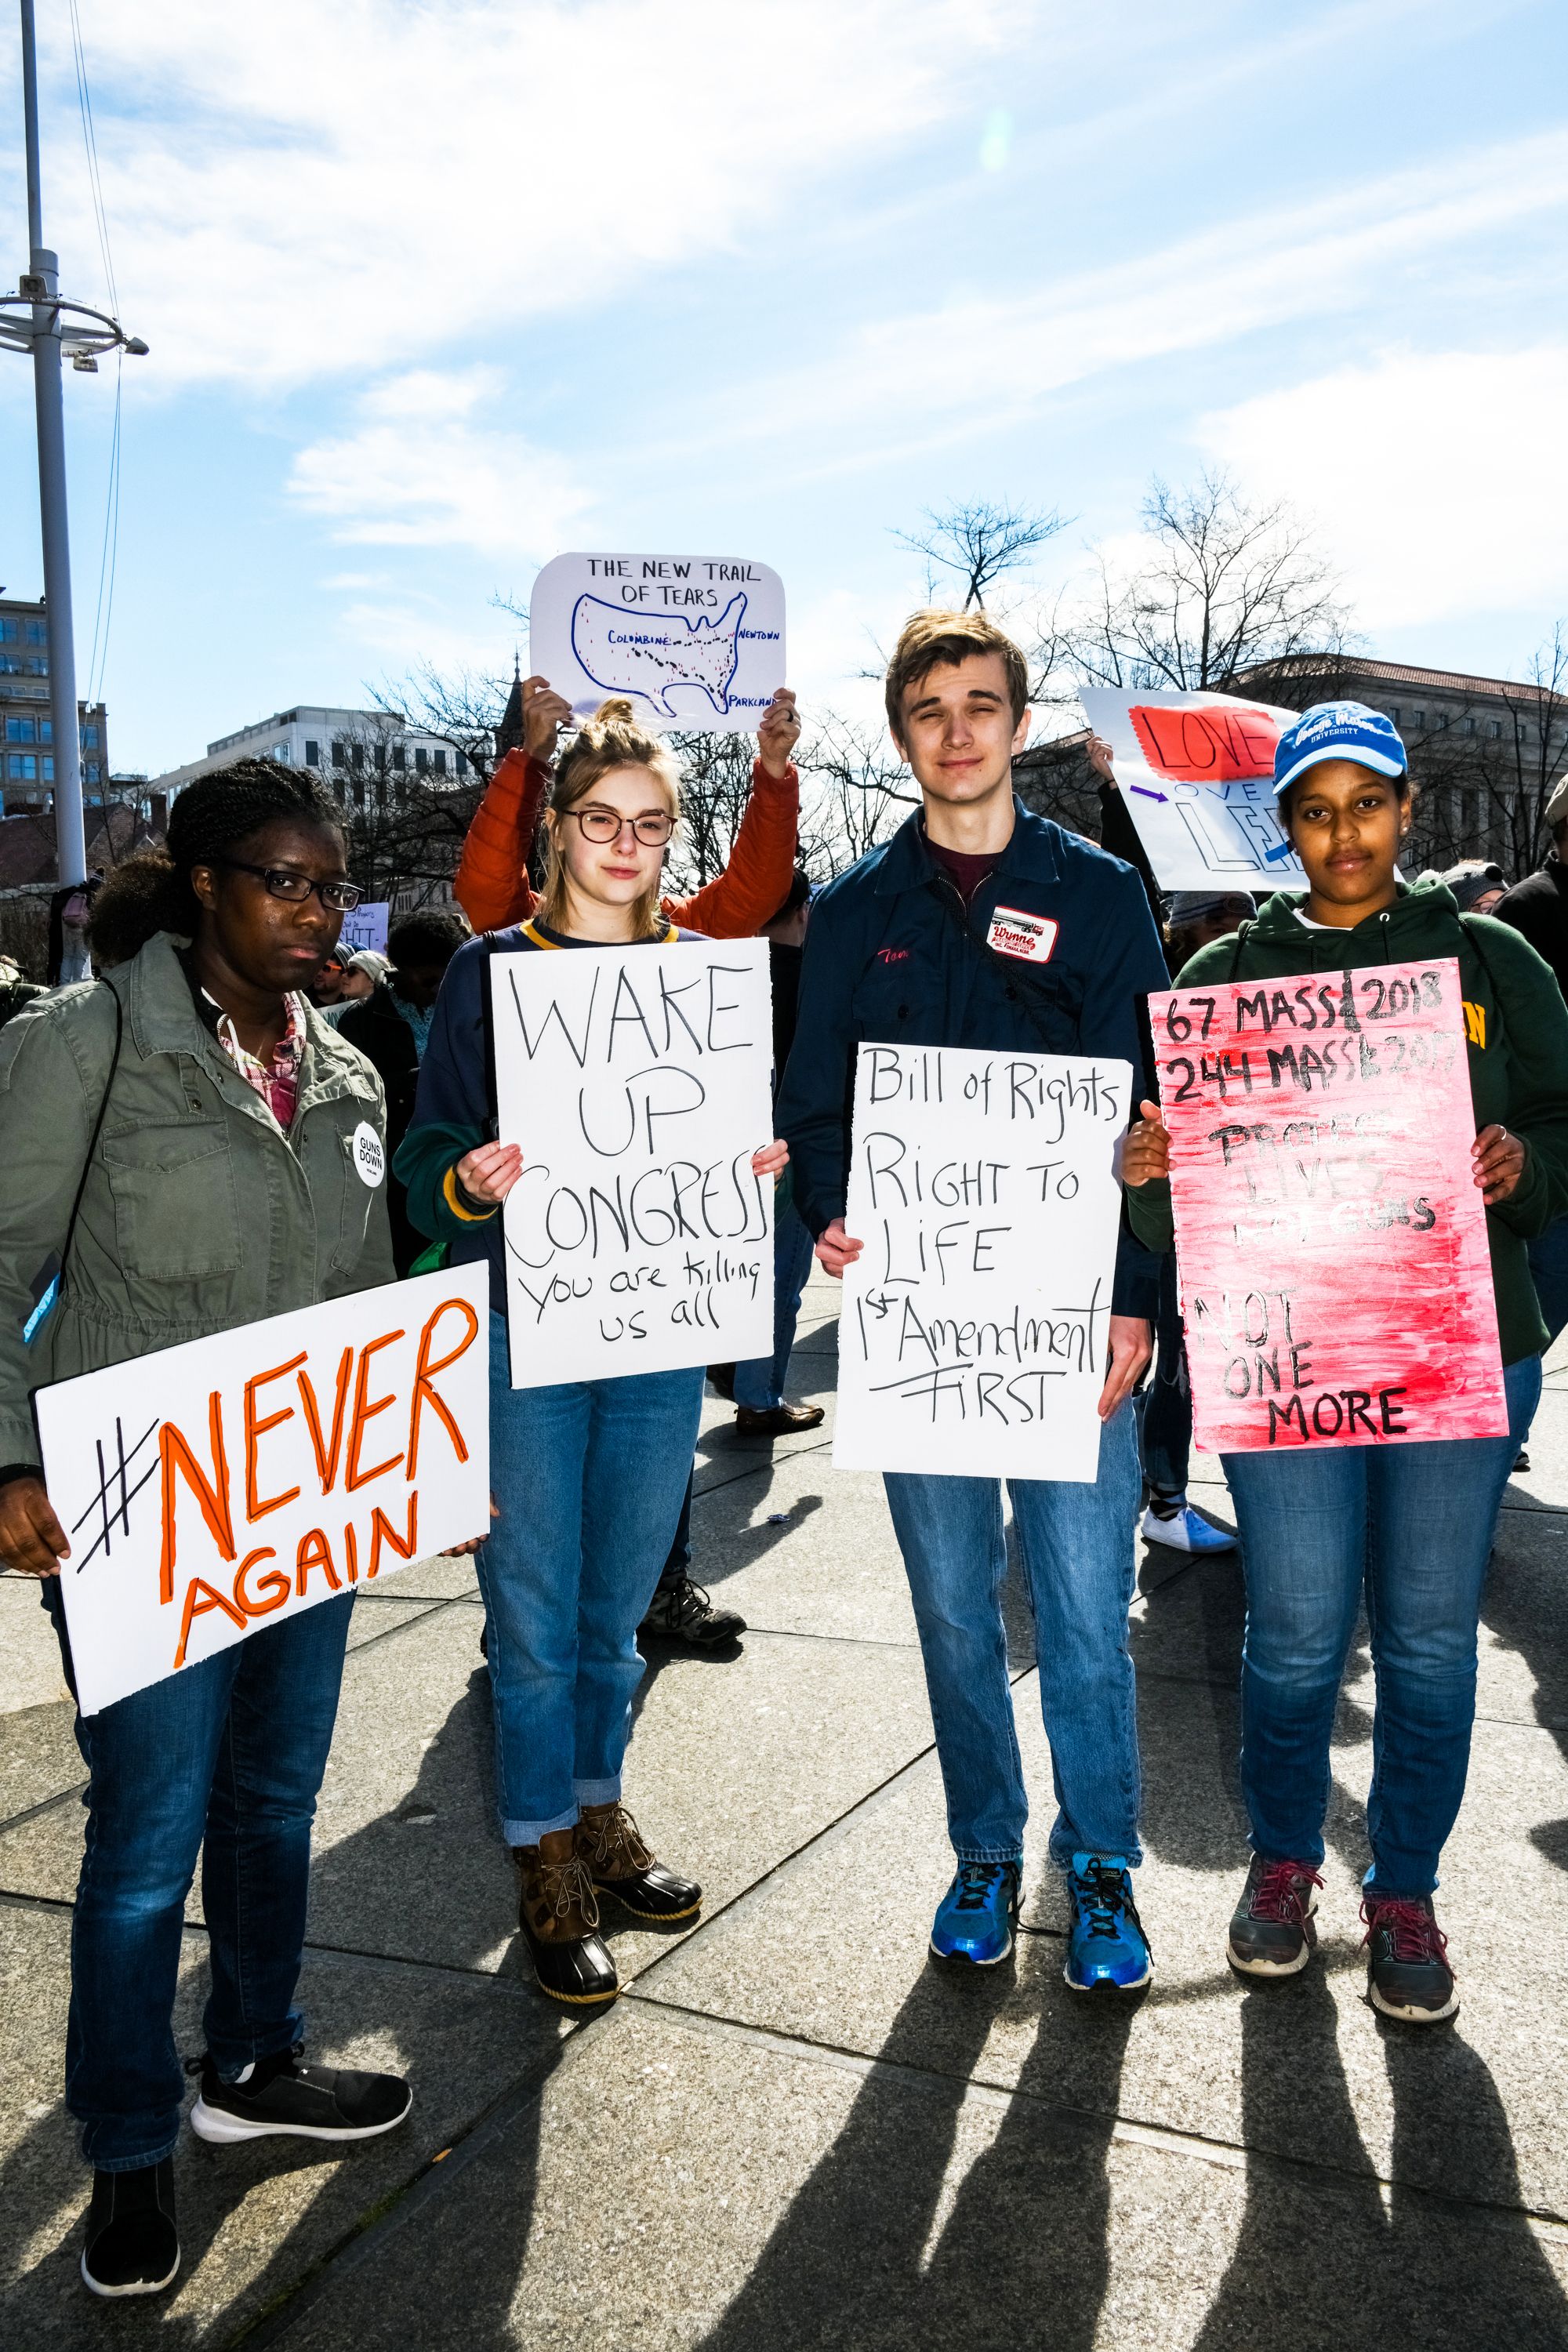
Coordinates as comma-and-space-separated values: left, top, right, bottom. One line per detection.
776, 610, 1168, 1990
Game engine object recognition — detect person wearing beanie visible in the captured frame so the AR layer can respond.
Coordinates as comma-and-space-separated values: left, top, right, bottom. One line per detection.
1437, 861, 1508, 916
1123, 699, 1568, 2025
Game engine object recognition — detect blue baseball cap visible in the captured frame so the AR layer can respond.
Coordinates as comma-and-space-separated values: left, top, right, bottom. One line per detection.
1272, 701, 1407, 798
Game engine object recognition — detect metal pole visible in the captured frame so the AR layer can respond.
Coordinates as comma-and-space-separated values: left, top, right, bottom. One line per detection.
20, 0, 88, 887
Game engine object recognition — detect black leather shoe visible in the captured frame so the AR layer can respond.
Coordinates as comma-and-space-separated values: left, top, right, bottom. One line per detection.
579, 1802, 702, 1922
81, 2159, 180, 2298
515, 1836, 619, 2008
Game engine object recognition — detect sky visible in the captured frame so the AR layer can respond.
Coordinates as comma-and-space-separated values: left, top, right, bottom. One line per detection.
2, 0, 1567, 779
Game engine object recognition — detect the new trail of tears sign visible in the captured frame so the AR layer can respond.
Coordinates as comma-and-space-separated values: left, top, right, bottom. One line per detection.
529, 552, 786, 735
491, 938, 776, 1387
834, 1043, 1131, 1481
1079, 687, 1307, 893
1151, 955, 1508, 1453
35, 1264, 492, 1715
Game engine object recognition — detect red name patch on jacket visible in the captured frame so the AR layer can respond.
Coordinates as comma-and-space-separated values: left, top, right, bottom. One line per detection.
986, 906, 1058, 964
1129, 704, 1281, 783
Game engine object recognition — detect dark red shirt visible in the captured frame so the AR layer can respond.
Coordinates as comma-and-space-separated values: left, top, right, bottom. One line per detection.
927, 837, 1000, 906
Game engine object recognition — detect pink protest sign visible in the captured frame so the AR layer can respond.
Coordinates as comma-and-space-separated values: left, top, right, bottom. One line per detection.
1150, 953, 1508, 1453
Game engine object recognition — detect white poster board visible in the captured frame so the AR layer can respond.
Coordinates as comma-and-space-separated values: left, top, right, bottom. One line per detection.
490, 940, 775, 1386
35, 1265, 491, 1715
1078, 688, 1307, 892
529, 552, 786, 734
833, 1044, 1131, 1481
338, 900, 390, 956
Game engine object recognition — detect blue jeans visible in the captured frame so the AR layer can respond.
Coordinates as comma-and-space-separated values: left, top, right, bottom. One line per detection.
733, 1200, 817, 1412
1223, 1352, 1540, 1897
480, 1313, 704, 1845
1140, 1251, 1192, 1499
883, 1399, 1142, 1870
40, 1580, 354, 2172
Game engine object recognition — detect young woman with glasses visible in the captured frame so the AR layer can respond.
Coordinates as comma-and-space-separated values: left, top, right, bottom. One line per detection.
397, 699, 789, 2009
0, 760, 419, 2298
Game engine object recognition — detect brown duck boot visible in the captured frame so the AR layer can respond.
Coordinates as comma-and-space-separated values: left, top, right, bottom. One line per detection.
577, 1802, 702, 1923
513, 1828, 618, 2008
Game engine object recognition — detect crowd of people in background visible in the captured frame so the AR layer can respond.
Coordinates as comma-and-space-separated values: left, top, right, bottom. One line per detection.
2, 610, 1567, 2298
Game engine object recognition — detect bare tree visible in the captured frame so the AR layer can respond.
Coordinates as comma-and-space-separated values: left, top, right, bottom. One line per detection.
659, 730, 764, 898
371, 660, 510, 785
1066, 470, 1352, 693
895, 499, 1068, 612
797, 714, 916, 876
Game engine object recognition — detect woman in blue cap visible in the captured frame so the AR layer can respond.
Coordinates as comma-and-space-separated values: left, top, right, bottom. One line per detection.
1122, 702, 1568, 2024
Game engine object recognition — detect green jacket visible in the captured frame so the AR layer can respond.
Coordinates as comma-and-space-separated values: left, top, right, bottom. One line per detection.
1127, 879, 1568, 1366
0, 931, 395, 1470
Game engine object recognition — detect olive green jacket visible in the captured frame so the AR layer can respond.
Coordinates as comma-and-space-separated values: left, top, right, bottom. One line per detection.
0, 931, 395, 1470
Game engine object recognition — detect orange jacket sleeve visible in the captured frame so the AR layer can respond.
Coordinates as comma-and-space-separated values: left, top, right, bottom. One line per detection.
664, 760, 799, 939
452, 749, 550, 933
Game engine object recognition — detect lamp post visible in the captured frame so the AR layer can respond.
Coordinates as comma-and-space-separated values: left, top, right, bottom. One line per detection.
1, 0, 147, 885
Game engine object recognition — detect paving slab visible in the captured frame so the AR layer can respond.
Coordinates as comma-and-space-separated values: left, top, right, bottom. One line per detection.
0, 1570, 70, 1713
270, 2000, 1568, 2352
0, 1700, 82, 1830
684, 1448, 918, 1646
0, 1896, 569, 2349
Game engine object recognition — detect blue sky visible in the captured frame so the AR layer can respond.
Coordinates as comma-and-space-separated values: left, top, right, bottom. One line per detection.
2, 0, 1566, 778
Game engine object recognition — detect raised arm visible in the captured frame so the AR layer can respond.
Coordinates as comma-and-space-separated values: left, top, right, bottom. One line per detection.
452, 678, 571, 933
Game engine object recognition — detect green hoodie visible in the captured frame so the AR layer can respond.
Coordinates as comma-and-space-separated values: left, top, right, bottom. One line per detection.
1127, 877, 1568, 1365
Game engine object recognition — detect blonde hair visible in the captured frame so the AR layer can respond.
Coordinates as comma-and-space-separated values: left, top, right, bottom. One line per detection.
537, 699, 682, 939
884, 608, 1029, 739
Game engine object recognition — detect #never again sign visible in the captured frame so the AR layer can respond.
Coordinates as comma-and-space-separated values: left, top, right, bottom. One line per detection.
491, 939, 775, 1386
1078, 687, 1306, 893
1150, 956, 1507, 1452
529, 552, 786, 735
834, 1044, 1131, 1481
35, 1265, 491, 1715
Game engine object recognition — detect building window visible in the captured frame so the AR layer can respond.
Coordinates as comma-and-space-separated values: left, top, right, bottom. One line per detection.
305, 739, 320, 766
433, 747, 447, 775
24, 620, 46, 645
7, 753, 37, 779
332, 739, 347, 768
456, 750, 468, 777
42, 757, 54, 782
81, 724, 99, 749
1462, 717, 1475, 736
1411, 710, 1425, 730
85, 762, 100, 782
352, 778, 365, 808
0, 619, 14, 642
415, 747, 429, 774
392, 744, 406, 771
5, 717, 35, 743
39, 718, 52, 742
374, 742, 388, 773
1436, 711, 1449, 730
1487, 720, 1501, 739
350, 742, 365, 772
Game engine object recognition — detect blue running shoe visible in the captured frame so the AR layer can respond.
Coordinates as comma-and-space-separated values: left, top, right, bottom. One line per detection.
1064, 1853, 1152, 1992
930, 1862, 1021, 1968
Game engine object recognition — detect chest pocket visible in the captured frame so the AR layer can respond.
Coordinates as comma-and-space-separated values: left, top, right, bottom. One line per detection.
100, 1121, 241, 1281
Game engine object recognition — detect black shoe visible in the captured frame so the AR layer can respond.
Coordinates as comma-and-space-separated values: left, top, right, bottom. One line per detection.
706, 1363, 736, 1402
1514, 1446, 1531, 1473
1226, 1854, 1323, 1977
1361, 1892, 1458, 2024
81, 2160, 180, 2298
188, 2045, 412, 2145
735, 1401, 826, 1436
639, 1572, 745, 1650
578, 1802, 702, 1922
516, 1836, 620, 2008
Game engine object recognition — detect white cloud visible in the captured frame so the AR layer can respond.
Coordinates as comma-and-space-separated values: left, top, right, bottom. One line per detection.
1197, 347, 1568, 630
20, 0, 1019, 384
673, 129, 1568, 471
289, 368, 593, 554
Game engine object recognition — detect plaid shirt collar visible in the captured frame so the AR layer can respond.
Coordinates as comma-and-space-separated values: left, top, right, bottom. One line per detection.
204, 987, 307, 1130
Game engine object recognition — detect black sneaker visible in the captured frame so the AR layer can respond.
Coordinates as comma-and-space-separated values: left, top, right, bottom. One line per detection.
639, 1572, 745, 1650
1361, 1893, 1458, 2024
81, 2159, 179, 2298
1514, 1447, 1531, 1473
1227, 1855, 1323, 1977
188, 2045, 412, 2145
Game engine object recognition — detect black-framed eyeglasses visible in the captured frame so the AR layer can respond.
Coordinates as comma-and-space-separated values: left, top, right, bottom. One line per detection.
566, 806, 674, 848
219, 858, 365, 912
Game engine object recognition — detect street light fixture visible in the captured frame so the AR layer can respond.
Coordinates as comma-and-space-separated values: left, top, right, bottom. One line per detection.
3, 0, 148, 886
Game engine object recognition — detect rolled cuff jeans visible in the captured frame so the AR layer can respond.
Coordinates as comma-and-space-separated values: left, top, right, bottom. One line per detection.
41, 1579, 354, 2172
1222, 1351, 1540, 1898
480, 1312, 704, 1847
884, 1398, 1142, 1871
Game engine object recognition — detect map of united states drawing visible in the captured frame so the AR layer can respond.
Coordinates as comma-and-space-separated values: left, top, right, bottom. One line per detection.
571, 591, 746, 717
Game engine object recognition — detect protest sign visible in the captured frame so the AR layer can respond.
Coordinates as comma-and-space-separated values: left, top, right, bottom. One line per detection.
833, 1043, 1131, 1481
529, 552, 786, 735
490, 939, 775, 1386
1150, 955, 1507, 1453
35, 1265, 491, 1715
338, 900, 389, 956
1079, 688, 1306, 892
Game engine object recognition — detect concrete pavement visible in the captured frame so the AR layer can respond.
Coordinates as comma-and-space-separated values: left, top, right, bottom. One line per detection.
2, 1273, 1566, 2347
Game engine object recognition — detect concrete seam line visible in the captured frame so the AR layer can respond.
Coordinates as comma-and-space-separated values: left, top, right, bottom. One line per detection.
691, 1435, 834, 1502
619, 1995, 1568, 2239
0, 1776, 86, 1840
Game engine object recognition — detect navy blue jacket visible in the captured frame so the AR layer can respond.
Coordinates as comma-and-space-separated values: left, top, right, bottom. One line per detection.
774, 800, 1167, 1320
